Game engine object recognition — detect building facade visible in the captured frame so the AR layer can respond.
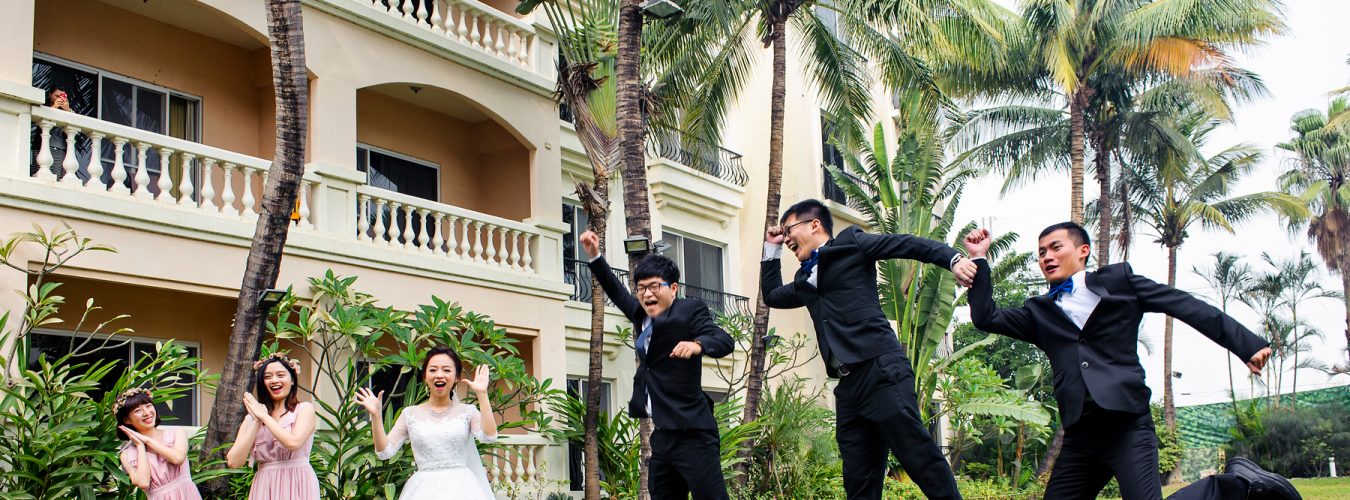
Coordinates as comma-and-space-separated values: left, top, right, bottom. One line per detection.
0, 0, 899, 495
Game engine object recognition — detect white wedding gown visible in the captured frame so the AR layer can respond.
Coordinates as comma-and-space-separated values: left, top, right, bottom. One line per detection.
377, 402, 496, 499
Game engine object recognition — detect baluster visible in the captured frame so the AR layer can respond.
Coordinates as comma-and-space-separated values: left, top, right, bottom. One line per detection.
388, 202, 404, 247
492, 24, 505, 58
430, 212, 446, 255
505, 27, 519, 65
156, 148, 175, 201
447, 215, 462, 258
507, 229, 521, 270
110, 138, 130, 195
358, 195, 372, 241
500, 448, 514, 484
59, 125, 81, 185
429, 0, 444, 34
415, 0, 428, 26
470, 221, 484, 263
494, 226, 510, 268
399, 204, 415, 250
178, 153, 197, 207
298, 181, 313, 229
524, 445, 538, 483
414, 208, 430, 251
401, 0, 415, 21
133, 143, 152, 199
220, 163, 237, 214
520, 33, 534, 68
520, 233, 534, 272
87, 132, 105, 189
241, 168, 257, 217
198, 158, 216, 211
34, 120, 55, 180
455, 6, 469, 42
372, 198, 389, 243
482, 22, 496, 56
483, 224, 498, 265
470, 11, 483, 49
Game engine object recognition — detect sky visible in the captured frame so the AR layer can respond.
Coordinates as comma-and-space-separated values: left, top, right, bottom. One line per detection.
954, 0, 1350, 406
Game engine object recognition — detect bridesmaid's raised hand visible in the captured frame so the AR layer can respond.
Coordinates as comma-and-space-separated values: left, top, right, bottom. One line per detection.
355, 387, 384, 417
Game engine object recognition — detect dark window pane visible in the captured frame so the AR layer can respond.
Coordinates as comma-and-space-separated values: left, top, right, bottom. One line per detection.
102, 79, 134, 127
358, 360, 413, 413
360, 149, 438, 201
567, 379, 611, 490
134, 342, 197, 424
135, 87, 165, 135
32, 58, 97, 116
28, 333, 131, 412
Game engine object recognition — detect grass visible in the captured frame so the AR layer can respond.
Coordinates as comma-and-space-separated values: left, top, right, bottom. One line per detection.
1158, 477, 1350, 499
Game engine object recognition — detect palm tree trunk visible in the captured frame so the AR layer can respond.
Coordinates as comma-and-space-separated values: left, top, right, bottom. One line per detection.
1038, 427, 1065, 483
1014, 423, 1025, 489
1290, 305, 1298, 407
1093, 130, 1111, 266
200, 0, 307, 492
1342, 272, 1350, 371
583, 217, 608, 500
737, 8, 789, 478
1068, 89, 1087, 225
1223, 302, 1238, 413
615, 2, 654, 498
1163, 244, 1180, 484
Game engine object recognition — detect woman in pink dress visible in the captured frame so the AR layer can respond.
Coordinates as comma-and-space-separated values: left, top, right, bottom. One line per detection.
115, 388, 203, 500
226, 352, 320, 499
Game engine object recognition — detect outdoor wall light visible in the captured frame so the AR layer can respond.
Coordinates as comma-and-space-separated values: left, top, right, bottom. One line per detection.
623, 235, 673, 256
257, 289, 288, 310
639, 0, 683, 19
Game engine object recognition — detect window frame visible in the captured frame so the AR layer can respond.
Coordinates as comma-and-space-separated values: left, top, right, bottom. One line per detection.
33, 52, 205, 142
27, 328, 203, 425
659, 229, 727, 293
356, 142, 442, 202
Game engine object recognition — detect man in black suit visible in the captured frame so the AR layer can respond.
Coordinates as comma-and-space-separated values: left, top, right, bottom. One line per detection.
963, 222, 1293, 500
761, 199, 977, 500
581, 230, 735, 500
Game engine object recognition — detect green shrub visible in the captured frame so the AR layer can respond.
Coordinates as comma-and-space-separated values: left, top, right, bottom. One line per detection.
1226, 404, 1350, 478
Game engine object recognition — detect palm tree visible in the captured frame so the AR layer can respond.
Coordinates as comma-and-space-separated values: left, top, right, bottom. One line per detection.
1242, 271, 1287, 406
1192, 252, 1254, 411
663, 0, 1010, 460
1260, 250, 1340, 406
199, 0, 309, 491
947, 0, 1285, 236
1111, 107, 1305, 474
1276, 98, 1350, 374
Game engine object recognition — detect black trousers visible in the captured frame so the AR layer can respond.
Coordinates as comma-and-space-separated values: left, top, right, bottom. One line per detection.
649, 428, 729, 500
834, 351, 961, 500
1045, 401, 1162, 499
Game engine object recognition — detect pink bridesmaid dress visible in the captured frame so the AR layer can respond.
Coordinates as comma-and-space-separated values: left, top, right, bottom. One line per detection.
119, 427, 203, 500
245, 401, 320, 500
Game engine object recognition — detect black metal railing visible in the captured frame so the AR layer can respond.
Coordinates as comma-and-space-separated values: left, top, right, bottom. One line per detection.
681, 284, 752, 317
822, 164, 873, 212
565, 258, 628, 304
648, 132, 749, 186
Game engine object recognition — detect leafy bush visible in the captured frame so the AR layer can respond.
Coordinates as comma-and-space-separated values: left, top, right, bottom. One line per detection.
1226, 404, 1350, 477
736, 377, 844, 500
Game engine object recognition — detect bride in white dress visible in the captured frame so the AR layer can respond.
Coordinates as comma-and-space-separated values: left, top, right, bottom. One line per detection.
356, 345, 497, 499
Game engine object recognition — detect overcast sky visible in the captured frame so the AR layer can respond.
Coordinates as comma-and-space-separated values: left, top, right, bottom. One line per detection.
956, 0, 1350, 406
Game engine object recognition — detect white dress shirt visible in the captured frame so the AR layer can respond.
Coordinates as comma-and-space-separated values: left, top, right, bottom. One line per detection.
1055, 270, 1101, 329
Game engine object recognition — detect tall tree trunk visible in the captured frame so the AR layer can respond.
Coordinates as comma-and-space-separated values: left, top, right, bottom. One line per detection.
200, 0, 307, 492
1342, 271, 1350, 371
1037, 427, 1065, 482
1291, 304, 1299, 407
1093, 130, 1111, 267
615, 2, 654, 498
737, 9, 789, 479
1223, 302, 1238, 413
1163, 244, 1180, 484
583, 210, 608, 500
1013, 423, 1025, 489
1068, 89, 1087, 225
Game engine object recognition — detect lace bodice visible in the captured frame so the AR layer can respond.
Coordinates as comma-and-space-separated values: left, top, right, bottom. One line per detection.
376, 403, 496, 471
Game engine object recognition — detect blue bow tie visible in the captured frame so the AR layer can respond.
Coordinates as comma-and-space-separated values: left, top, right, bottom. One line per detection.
1047, 278, 1075, 300
800, 250, 820, 274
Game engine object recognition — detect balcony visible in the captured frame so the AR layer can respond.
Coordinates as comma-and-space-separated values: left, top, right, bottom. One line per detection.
22, 105, 560, 290
563, 257, 627, 304
647, 132, 748, 187
822, 164, 874, 213
681, 285, 752, 318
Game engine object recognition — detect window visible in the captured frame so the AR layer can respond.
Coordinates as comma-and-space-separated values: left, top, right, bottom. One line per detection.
356, 145, 439, 201
31, 54, 201, 194
566, 378, 612, 491
661, 232, 724, 294
358, 359, 414, 414
28, 331, 200, 425
821, 113, 848, 204
563, 202, 596, 302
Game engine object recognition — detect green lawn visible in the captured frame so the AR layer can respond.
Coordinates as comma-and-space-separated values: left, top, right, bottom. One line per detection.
1157, 477, 1350, 499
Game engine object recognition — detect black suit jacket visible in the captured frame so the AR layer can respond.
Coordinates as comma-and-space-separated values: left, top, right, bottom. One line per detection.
968, 259, 1269, 428
588, 256, 734, 430
759, 226, 960, 378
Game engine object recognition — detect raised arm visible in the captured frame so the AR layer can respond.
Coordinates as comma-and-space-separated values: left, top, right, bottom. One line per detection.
760, 228, 804, 309
464, 364, 497, 442
252, 400, 317, 452
225, 413, 260, 468
1126, 263, 1271, 368
857, 229, 974, 286
964, 229, 1037, 343
580, 231, 644, 321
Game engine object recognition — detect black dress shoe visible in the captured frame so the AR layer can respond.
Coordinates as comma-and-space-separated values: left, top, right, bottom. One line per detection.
1225, 457, 1302, 500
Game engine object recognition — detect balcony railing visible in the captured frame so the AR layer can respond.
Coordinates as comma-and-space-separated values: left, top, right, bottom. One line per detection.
564, 257, 627, 304
482, 434, 552, 491
822, 164, 873, 212
681, 284, 752, 318
26, 106, 545, 278
350, 0, 539, 72
648, 132, 748, 186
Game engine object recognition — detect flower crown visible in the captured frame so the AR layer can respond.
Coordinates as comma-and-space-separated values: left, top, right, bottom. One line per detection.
254, 352, 302, 375
113, 387, 152, 414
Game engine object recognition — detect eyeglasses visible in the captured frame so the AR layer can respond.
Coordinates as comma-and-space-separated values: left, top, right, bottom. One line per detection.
782, 218, 817, 234
635, 282, 670, 294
